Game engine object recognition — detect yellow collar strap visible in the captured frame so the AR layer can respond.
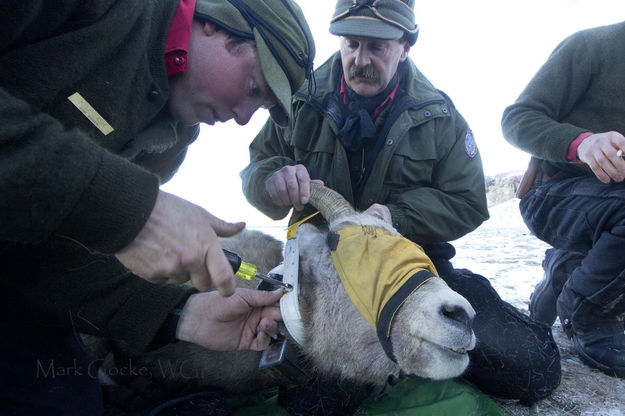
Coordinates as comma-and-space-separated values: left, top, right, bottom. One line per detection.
286, 211, 320, 240
329, 225, 437, 362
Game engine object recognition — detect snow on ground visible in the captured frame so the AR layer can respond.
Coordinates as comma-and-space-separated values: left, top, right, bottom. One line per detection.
451, 198, 548, 314
452, 199, 625, 416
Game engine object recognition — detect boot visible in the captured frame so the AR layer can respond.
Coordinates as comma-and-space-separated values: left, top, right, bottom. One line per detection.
561, 315, 625, 378
529, 273, 559, 326
558, 285, 625, 378
529, 249, 583, 326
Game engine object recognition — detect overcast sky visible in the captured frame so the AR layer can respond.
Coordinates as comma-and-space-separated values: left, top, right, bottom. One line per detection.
163, 1, 625, 228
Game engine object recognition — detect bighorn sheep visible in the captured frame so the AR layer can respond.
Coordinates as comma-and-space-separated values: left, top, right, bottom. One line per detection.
108, 184, 476, 395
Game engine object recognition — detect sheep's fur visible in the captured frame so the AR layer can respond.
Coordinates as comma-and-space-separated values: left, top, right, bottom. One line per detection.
107, 211, 476, 395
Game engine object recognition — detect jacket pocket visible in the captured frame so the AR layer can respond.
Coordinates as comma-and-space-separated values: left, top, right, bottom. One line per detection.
385, 137, 437, 187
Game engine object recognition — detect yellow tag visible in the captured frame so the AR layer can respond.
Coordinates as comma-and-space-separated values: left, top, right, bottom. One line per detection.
286, 211, 320, 240
68, 92, 114, 136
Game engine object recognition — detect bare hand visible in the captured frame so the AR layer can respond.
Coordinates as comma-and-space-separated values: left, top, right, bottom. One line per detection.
265, 164, 324, 211
176, 288, 283, 351
577, 131, 625, 183
364, 203, 392, 223
114, 190, 245, 294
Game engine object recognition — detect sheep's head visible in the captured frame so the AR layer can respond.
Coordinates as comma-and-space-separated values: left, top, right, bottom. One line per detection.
299, 183, 476, 382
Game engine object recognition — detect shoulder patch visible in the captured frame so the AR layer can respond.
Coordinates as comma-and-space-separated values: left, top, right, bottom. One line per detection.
464, 129, 478, 158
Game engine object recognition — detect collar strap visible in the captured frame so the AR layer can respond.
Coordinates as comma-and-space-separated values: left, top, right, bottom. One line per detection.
259, 337, 312, 387
286, 211, 320, 240
280, 234, 305, 345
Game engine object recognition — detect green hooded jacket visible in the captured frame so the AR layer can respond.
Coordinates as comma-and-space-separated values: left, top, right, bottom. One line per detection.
228, 376, 506, 416
0, 0, 196, 351
242, 52, 489, 245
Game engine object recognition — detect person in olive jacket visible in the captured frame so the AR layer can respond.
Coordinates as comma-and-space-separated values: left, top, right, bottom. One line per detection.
0, 0, 314, 413
242, 0, 560, 407
502, 21, 625, 378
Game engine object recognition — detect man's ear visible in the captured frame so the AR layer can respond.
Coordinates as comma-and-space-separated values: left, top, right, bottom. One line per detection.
399, 41, 411, 62
200, 20, 218, 36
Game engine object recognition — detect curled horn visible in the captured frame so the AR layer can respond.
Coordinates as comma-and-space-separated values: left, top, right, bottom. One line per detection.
308, 183, 355, 223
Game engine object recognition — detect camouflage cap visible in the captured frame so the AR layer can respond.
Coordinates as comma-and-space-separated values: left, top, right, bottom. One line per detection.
330, 0, 419, 45
195, 0, 315, 126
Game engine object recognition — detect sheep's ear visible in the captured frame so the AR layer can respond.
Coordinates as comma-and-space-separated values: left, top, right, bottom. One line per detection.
297, 225, 333, 273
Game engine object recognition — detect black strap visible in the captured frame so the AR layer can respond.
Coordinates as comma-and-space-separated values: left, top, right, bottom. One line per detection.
376, 270, 436, 362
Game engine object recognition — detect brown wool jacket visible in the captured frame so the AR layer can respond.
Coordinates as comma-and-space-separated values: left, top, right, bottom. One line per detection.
0, 0, 196, 351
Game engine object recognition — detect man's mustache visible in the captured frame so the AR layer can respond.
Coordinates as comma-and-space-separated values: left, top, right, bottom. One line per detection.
349, 65, 379, 81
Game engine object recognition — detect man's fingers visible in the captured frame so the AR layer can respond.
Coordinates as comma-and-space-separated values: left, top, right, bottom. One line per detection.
580, 146, 610, 184
589, 162, 611, 184
605, 151, 625, 182
265, 179, 279, 204
240, 288, 284, 309
266, 171, 291, 206
168, 273, 189, 285
295, 167, 311, 206
254, 318, 279, 350
285, 171, 303, 209
260, 318, 278, 340
207, 214, 246, 237
250, 315, 281, 351
260, 317, 279, 336
603, 161, 624, 182
588, 153, 610, 184
589, 150, 620, 183
262, 305, 283, 322
265, 165, 317, 210
188, 269, 211, 292
204, 248, 236, 296
578, 132, 625, 183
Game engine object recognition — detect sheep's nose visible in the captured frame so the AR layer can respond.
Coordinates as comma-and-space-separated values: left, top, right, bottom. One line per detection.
440, 304, 473, 331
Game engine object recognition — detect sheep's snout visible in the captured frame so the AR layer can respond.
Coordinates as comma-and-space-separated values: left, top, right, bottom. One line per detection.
428, 288, 476, 353
440, 303, 473, 330
434, 298, 475, 354
439, 302, 475, 351
391, 278, 476, 379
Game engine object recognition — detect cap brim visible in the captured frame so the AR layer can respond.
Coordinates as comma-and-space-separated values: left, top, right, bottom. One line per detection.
254, 28, 292, 127
330, 16, 404, 40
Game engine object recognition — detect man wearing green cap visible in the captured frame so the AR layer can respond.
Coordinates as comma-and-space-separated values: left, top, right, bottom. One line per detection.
0, 0, 314, 413
242, 0, 560, 409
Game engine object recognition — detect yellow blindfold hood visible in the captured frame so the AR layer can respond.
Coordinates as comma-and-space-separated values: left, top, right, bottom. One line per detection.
330, 225, 438, 361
